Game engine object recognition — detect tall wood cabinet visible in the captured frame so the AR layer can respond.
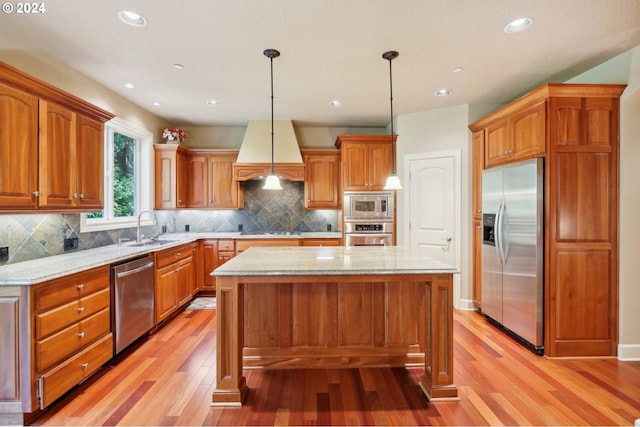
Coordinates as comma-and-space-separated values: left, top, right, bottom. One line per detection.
469, 83, 625, 357
0, 62, 114, 212
335, 134, 396, 191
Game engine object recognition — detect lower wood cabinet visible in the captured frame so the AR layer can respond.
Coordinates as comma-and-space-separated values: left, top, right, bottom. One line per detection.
31, 266, 112, 411
154, 242, 197, 323
200, 239, 235, 293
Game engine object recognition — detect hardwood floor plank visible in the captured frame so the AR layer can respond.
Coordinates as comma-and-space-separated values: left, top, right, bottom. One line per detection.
31, 308, 640, 426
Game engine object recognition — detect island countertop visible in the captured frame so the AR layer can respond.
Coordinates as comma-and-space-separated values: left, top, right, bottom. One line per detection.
213, 245, 458, 276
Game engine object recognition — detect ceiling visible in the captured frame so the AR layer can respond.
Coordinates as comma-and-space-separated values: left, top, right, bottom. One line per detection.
1, 0, 639, 127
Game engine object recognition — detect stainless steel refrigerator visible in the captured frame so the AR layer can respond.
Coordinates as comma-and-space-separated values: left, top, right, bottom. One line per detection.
482, 158, 544, 353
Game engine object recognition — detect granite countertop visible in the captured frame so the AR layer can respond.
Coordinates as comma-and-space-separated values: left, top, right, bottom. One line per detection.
0, 231, 342, 286
213, 246, 458, 276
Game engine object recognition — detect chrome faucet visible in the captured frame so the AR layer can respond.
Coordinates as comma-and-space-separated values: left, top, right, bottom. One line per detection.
137, 210, 157, 244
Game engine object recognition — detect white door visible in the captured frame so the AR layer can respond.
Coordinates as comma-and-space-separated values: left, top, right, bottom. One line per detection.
405, 151, 459, 267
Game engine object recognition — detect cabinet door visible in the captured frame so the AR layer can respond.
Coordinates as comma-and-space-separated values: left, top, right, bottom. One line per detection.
484, 118, 510, 168
75, 115, 104, 209
208, 155, 240, 208
472, 220, 482, 308
511, 101, 545, 160
304, 153, 340, 209
176, 256, 194, 307
342, 142, 369, 190
200, 240, 218, 291
472, 130, 484, 220
39, 100, 76, 207
176, 151, 188, 208
0, 83, 38, 208
155, 264, 177, 323
188, 155, 208, 208
368, 142, 393, 190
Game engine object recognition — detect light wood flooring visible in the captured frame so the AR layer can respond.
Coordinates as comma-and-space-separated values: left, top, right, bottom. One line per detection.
32, 307, 640, 426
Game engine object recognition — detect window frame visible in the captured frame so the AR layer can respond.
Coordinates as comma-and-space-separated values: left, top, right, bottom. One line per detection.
80, 118, 153, 232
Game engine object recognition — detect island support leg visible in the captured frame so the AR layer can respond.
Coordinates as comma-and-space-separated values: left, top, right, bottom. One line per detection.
212, 278, 248, 406
419, 274, 458, 400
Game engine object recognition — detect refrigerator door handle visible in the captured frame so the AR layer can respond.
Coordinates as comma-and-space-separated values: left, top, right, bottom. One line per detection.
495, 197, 506, 265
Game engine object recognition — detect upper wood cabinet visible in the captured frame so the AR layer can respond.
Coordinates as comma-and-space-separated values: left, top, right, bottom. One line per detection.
302, 149, 341, 209
483, 101, 546, 168
469, 83, 626, 357
0, 62, 114, 212
154, 144, 189, 209
335, 135, 395, 191
471, 130, 484, 221
189, 150, 242, 209
0, 82, 39, 208
38, 101, 105, 209
155, 146, 243, 210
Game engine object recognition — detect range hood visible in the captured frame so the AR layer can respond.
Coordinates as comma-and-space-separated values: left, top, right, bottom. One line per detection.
233, 120, 305, 181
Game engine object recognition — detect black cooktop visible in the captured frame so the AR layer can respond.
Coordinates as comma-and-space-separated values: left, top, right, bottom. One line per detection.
239, 231, 301, 236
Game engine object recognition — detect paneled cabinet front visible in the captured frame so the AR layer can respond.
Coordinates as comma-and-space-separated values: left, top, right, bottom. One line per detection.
32, 266, 112, 411
200, 239, 235, 292
302, 149, 341, 209
154, 242, 197, 323
335, 135, 395, 191
0, 62, 114, 212
188, 150, 242, 209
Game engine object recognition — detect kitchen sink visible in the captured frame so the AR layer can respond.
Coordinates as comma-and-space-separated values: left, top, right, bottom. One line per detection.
130, 239, 181, 247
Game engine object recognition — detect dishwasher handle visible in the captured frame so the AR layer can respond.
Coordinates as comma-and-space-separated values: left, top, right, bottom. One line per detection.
114, 261, 154, 279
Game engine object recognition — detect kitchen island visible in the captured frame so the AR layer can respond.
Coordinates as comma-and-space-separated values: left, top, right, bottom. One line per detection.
211, 246, 458, 406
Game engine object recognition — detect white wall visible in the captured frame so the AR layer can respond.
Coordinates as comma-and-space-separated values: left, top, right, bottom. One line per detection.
396, 105, 473, 308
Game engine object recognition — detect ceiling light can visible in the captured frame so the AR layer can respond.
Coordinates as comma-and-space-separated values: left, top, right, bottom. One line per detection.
504, 17, 533, 33
435, 89, 451, 96
117, 10, 147, 27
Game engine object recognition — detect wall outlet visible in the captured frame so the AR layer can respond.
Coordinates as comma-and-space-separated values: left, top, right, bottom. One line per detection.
0, 246, 8, 261
238, 224, 243, 232
63, 237, 78, 251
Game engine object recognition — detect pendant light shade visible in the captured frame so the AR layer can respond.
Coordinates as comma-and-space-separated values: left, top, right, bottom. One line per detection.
263, 48, 282, 190
382, 50, 402, 191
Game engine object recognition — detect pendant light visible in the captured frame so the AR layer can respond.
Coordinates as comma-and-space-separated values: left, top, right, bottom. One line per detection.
382, 50, 402, 190
263, 48, 283, 190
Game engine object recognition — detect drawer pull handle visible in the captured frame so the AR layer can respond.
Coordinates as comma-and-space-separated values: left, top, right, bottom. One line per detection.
77, 284, 84, 290
78, 332, 85, 338
78, 307, 85, 313
81, 362, 89, 369
176, 252, 182, 256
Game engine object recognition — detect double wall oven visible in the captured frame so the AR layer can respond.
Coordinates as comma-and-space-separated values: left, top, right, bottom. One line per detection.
343, 191, 395, 246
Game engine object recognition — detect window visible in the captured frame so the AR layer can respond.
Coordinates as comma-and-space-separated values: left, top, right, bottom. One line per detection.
81, 118, 153, 232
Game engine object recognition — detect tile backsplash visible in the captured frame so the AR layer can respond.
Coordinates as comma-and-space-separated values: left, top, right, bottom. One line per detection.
0, 180, 340, 265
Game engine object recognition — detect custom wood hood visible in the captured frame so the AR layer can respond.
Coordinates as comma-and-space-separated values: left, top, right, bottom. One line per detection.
233, 120, 304, 181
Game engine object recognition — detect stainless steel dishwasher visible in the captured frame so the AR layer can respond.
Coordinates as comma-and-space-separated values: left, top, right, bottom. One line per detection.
111, 255, 155, 355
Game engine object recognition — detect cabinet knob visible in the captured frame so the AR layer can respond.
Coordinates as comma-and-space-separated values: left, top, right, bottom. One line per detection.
76, 284, 84, 290
78, 307, 85, 313
81, 362, 89, 369
79, 193, 84, 199
32, 190, 40, 197
78, 332, 85, 338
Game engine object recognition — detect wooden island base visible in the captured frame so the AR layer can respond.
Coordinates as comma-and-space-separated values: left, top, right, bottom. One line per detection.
212, 272, 457, 405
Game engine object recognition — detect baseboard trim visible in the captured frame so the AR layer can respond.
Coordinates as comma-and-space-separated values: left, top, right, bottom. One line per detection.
618, 343, 640, 361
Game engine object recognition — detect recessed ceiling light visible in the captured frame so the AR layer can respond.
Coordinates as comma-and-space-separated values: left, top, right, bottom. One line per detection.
173, 63, 184, 70
124, 83, 134, 89
504, 17, 533, 33
329, 100, 343, 107
117, 10, 147, 27
435, 89, 452, 96
452, 67, 463, 73
153, 102, 161, 106
206, 99, 220, 106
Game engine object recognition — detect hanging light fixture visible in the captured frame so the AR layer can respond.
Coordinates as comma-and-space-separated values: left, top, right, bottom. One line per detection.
263, 48, 283, 190
382, 50, 402, 190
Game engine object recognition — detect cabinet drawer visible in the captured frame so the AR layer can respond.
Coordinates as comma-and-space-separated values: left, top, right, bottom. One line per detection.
35, 266, 109, 312
36, 288, 110, 339
301, 239, 342, 246
236, 239, 300, 253
218, 240, 235, 251
36, 308, 110, 372
38, 333, 113, 409
155, 243, 195, 268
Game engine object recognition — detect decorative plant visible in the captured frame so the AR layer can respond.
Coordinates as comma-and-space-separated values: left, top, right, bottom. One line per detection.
162, 128, 187, 143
